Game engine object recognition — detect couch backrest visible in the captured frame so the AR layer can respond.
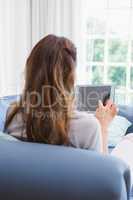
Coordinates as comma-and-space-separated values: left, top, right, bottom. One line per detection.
0, 140, 131, 200
118, 105, 133, 123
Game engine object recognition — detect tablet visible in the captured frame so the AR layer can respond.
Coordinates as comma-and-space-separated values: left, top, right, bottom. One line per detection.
75, 85, 115, 112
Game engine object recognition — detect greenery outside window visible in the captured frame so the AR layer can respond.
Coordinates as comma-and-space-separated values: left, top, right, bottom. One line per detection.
85, 0, 133, 105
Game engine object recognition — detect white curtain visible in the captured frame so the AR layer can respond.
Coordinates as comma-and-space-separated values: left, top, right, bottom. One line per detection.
31, 0, 83, 45
0, 0, 85, 97
0, 0, 31, 96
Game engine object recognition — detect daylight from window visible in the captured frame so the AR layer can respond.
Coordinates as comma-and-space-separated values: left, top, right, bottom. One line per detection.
84, 0, 133, 105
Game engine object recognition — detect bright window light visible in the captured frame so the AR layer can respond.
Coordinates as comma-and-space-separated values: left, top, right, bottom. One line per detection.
84, 0, 133, 105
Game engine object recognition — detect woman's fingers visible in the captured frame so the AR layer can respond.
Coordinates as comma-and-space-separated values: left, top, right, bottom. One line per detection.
97, 100, 118, 119
98, 100, 104, 109
105, 99, 113, 108
98, 99, 114, 109
111, 104, 118, 116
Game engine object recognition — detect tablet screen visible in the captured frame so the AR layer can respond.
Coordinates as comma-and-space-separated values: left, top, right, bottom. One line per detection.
75, 85, 115, 112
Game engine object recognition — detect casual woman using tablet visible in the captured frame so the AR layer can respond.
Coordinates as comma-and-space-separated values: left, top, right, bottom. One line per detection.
4, 35, 117, 153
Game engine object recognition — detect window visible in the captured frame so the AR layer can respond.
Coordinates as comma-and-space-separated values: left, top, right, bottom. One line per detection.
84, 0, 133, 105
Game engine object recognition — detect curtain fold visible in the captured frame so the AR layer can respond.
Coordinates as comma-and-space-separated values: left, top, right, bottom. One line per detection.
31, 0, 83, 45
0, 0, 31, 96
0, 0, 85, 96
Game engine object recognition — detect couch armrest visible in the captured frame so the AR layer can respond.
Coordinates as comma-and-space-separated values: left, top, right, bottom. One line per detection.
0, 140, 131, 200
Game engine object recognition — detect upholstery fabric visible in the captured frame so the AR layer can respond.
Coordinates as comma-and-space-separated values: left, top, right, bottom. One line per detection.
0, 140, 131, 200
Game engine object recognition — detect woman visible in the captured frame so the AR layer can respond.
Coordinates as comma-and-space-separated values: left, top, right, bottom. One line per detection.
4, 34, 117, 153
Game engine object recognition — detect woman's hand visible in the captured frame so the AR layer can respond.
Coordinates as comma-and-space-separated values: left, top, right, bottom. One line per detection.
95, 100, 117, 131
95, 100, 117, 154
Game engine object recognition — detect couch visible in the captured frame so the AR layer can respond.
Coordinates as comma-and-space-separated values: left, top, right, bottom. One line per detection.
0, 95, 131, 200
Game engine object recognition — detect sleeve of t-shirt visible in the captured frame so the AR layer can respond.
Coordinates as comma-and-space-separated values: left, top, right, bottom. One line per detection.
69, 112, 102, 152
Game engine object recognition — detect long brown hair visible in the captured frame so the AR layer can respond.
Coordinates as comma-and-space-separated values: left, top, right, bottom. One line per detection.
4, 34, 77, 145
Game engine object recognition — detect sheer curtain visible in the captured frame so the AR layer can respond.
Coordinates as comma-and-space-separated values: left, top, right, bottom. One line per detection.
0, 0, 31, 96
0, 0, 85, 96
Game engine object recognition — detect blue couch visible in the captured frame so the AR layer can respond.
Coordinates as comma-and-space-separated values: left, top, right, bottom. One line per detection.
0, 95, 131, 200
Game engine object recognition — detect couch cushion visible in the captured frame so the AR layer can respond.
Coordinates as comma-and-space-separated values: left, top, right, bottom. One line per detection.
118, 105, 133, 123
108, 115, 131, 147
126, 124, 133, 134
